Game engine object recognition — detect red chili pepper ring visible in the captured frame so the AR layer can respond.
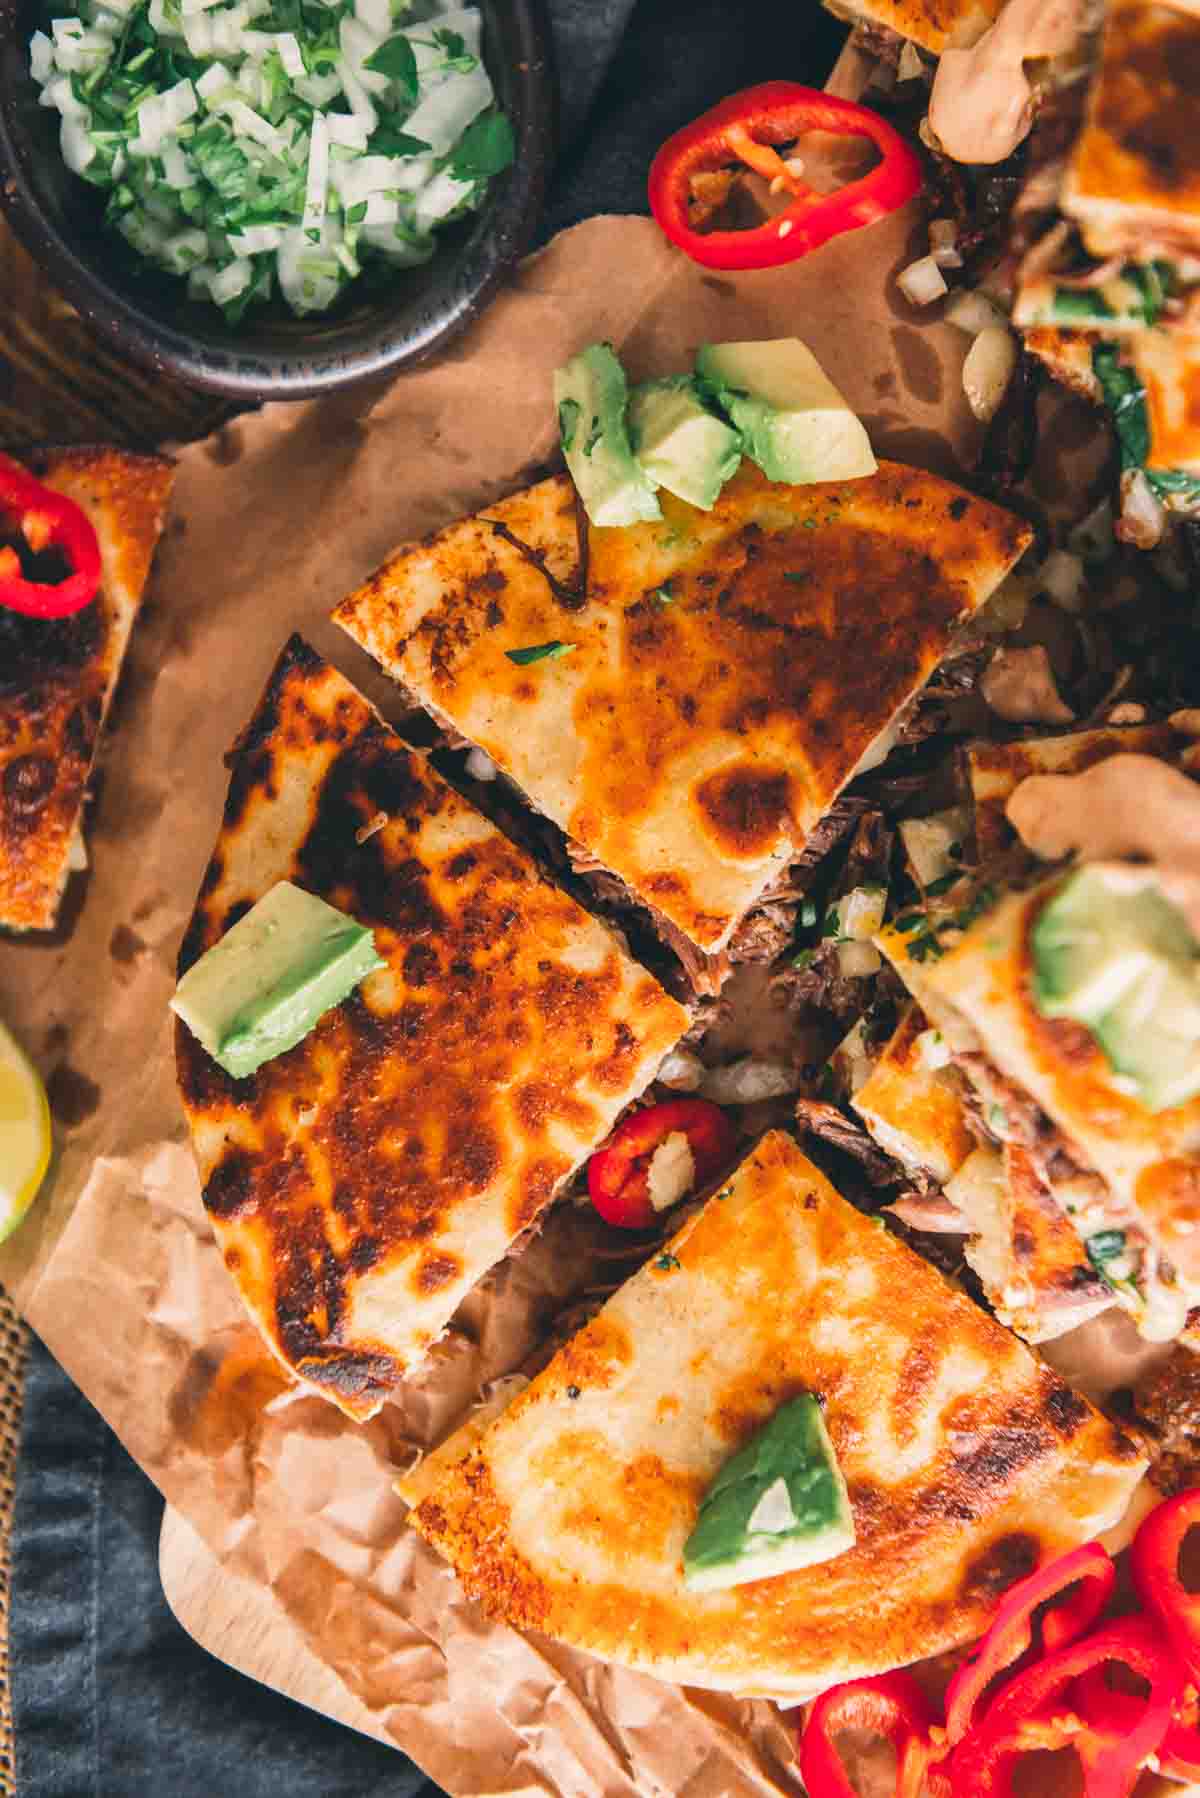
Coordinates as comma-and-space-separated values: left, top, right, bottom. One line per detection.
0, 455, 102, 619
648, 81, 923, 272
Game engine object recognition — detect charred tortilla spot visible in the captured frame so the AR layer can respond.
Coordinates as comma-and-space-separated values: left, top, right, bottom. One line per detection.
593, 1019, 639, 1093
403, 941, 439, 985
890, 1339, 941, 1448
298, 1350, 394, 1404
205, 1146, 258, 1220
3, 754, 55, 818
948, 497, 969, 520
694, 763, 791, 859
445, 850, 477, 880
560, 1315, 633, 1390
444, 1122, 501, 1192
1044, 1384, 1090, 1438
415, 1252, 460, 1294
960, 1532, 1040, 1601
508, 1154, 565, 1236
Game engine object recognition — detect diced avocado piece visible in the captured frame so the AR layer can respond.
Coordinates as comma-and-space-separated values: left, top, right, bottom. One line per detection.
682, 1393, 855, 1591
1032, 864, 1200, 1112
627, 375, 742, 511
695, 338, 877, 486
171, 880, 384, 1080
554, 342, 662, 528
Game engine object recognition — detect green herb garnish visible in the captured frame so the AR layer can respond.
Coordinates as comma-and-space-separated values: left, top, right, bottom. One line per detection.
449, 108, 515, 181
655, 1252, 681, 1271
363, 33, 419, 98
558, 398, 580, 451
505, 641, 577, 665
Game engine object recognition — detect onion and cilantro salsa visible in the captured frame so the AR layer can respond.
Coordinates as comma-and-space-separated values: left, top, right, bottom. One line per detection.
29, 0, 514, 320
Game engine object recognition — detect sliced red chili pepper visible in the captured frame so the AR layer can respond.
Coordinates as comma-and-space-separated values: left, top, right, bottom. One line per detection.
648, 82, 923, 272
798, 1671, 951, 1798
1075, 1664, 1200, 1783
949, 1616, 1181, 1798
586, 1097, 736, 1229
943, 1541, 1115, 1745
0, 455, 101, 619
1131, 1487, 1200, 1678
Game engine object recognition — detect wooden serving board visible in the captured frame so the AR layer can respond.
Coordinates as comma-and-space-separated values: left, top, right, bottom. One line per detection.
159, 1505, 387, 1744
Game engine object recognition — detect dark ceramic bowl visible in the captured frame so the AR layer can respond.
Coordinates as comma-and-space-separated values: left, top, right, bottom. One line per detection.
0, 0, 554, 399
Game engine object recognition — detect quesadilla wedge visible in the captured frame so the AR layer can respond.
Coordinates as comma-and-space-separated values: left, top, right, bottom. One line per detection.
850, 1002, 1112, 1340
1, 446, 174, 932
822, 0, 1006, 55
334, 460, 1030, 978
403, 1130, 1145, 1697
174, 637, 688, 1422
968, 723, 1182, 864
878, 868, 1200, 1342
1060, 0, 1200, 264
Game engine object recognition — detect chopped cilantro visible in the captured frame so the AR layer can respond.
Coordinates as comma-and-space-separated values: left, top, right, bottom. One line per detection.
893, 911, 923, 932
800, 899, 819, 930
924, 871, 961, 898
783, 571, 811, 583
655, 1252, 681, 1272
792, 947, 816, 972
363, 34, 419, 100
566, 1383, 581, 1399
652, 584, 675, 609
1086, 1229, 1128, 1274
505, 640, 577, 665
449, 108, 516, 182
906, 932, 944, 963
948, 840, 963, 861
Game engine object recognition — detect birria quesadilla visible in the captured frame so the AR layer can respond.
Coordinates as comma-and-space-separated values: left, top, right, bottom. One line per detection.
823, 0, 1006, 55
403, 1130, 1145, 1697
334, 460, 1029, 988
0, 447, 174, 932
174, 637, 688, 1421
879, 862, 1200, 1343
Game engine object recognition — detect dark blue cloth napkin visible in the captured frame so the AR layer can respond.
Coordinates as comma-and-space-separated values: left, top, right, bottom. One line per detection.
11, 4, 846, 1791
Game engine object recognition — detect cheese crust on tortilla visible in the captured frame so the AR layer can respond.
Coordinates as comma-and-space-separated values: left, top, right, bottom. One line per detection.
852, 1000, 975, 1185
406, 1130, 1144, 1697
823, 0, 1006, 53
175, 637, 688, 1422
1129, 329, 1200, 477
1061, 0, 1200, 261
335, 462, 1029, 955
968, 723, 1182, 863
0, 446, 174, 932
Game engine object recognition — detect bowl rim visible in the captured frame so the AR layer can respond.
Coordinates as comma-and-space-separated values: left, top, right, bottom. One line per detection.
0, 0, 556, 401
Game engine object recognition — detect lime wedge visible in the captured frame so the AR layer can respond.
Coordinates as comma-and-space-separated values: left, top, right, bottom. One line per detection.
0, 1019, 51, 1241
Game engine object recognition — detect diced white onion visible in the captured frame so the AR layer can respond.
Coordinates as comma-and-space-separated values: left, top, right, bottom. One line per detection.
29, 31, 53, 81
274, 29, 305, 76
897, 254, 948, 307
655, 1048, 705, 1092
209, 255, 252, 301
160, 140, 192, 186
161, 226, 209, 271
411, 168, 474, 230
294, 69, 342, 107
230, 223, 285, 253
403, 60, 492, 155
354, 0, 391, 34
326, 112, 369, 148
133, 77, 198, 155
362, 191, 400, 226
945, 288, 1006, 336
60, 114, 95, 172
897, 39, 925, 81
337, 56, 378, 127
700, 1058, 801, 1105
1117, 468, 1165, 549
302, 110, 329, 235
837, 941, 882, 978
216, 97, 287, 154
340, 16, 389, 96
195, 62, 230, 101
962, 325, 1017, 423
1039, 548, 1086, 612
180, 0, 223, 15
464, 747, 496, 781
913, 1028, 951, 1073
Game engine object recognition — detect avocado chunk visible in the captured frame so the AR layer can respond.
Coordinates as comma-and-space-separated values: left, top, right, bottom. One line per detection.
1032, 864, 1200, 1113
171, 880, 384, 1080
554, 343, 662, 528
682, 1393, 855, 1591
695, 338, 877, 486
627, 376, 742, 511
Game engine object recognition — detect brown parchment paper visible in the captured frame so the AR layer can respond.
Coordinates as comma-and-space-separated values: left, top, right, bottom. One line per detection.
0, 195, 1131, 1797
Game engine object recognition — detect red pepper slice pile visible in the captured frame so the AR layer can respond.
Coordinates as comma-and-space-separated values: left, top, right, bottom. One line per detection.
587, 1097, 737, 1229
942, 1540, 1115, 1744
647, 82, 923, 272
797, 1485, 1200, 1798
0, 455, 102, 619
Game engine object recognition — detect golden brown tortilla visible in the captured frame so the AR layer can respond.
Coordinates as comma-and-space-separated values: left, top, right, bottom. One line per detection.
0, 447, 174, 932
175, 637, 688, 1422
406, 1130, 1145, 1697
335, 462, 1029, 954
